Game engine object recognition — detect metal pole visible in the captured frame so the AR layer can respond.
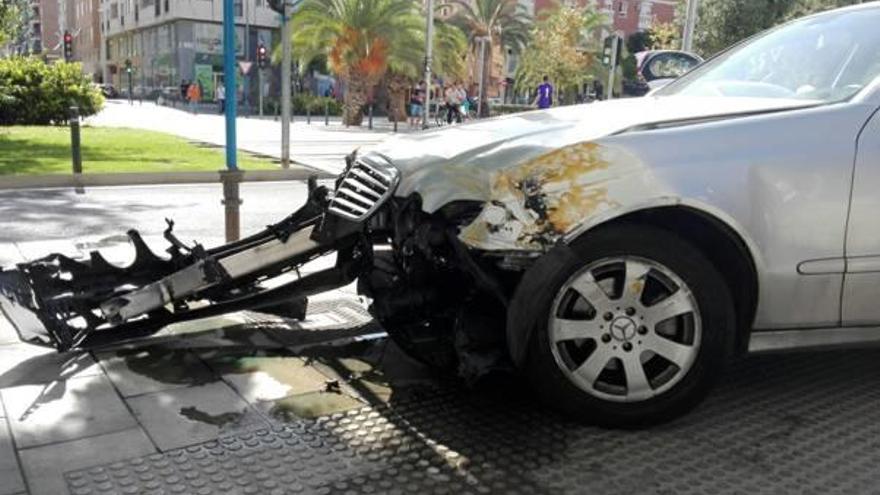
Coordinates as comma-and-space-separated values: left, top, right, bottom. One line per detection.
476, 37, 487, 118
281, 2, 292, 169
422, 0, 435, 129
325, 99, 329, 125
259, 68, 264, 117
606, 35, 619, 100
682, 0, 699, 52
69, 106, 82, 175
221, 0, 241, 242
244, 0, 250, 114
368, 103, 373, 130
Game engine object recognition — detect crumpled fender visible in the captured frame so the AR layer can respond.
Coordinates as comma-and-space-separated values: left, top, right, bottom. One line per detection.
506, 241, 581, 368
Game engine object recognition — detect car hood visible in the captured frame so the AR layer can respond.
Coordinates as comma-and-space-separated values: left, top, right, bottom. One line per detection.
372, 96, 817, 212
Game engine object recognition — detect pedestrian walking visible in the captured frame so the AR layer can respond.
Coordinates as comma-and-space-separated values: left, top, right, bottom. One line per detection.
409, 80, 425, 128
534, 75, 554, 109
216, 83, 226, 114
445, 82, 463, 124
456, 83, 470, 120
187, 82, 201, 114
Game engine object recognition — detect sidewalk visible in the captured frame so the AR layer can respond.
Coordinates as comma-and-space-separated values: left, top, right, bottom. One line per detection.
88, 100, 418, 176
0, 180, 440, 494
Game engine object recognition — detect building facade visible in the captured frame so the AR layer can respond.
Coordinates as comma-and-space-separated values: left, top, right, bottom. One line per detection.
101, 0, 280, 99
69, 0, 102, 79
36, 0, 60, 58
533, 0, 678, 37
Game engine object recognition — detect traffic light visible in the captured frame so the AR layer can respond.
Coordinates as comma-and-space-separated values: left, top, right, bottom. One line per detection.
258, 43, 268, 69
124, 58, 133, 74
602, 34, 622, 68
63, 31, 73, 62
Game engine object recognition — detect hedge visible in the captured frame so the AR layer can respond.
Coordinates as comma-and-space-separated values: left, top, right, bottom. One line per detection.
0, 56, 103, 125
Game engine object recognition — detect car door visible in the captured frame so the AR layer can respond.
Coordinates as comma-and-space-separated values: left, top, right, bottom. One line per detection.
843, 106, 880, 325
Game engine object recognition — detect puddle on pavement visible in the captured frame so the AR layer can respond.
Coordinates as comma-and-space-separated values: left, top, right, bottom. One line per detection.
111, 348, 214, 387
269, 391, 364, 420
179, 406, 245, 427
196, 337, 445, 422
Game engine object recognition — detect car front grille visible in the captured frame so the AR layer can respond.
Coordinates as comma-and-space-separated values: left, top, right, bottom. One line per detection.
328, 154, 400, 222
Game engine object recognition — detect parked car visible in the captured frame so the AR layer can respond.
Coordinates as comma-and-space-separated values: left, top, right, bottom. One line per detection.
6, 3, 880, 429
624, 50, 703, 97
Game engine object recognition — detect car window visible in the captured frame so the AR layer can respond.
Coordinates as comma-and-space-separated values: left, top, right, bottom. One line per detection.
644, 53, 700, 81
659, 8, 880, 102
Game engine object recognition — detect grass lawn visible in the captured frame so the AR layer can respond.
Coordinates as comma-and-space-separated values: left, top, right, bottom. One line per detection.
0, 126, 278, 175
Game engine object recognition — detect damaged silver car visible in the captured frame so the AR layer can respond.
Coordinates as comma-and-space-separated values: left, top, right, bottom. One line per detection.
4, 4, 880, 426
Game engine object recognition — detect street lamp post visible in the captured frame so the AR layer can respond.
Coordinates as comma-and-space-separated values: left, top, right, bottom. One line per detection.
422, 0, 435, 129
682, 0, 700, 52
281, 2, 292, 168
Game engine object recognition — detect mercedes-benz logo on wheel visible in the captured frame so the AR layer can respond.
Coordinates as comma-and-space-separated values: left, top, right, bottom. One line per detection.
610, 317, 637, 342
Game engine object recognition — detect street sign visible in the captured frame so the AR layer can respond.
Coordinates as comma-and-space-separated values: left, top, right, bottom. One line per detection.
238, 61, 253, 74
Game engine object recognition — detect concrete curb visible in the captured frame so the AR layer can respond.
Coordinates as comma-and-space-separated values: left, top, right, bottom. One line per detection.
0, 168, 334, 190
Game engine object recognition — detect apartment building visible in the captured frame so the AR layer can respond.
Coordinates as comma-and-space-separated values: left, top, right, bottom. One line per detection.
35, 0, 60, 57
101, 0, 280, 98
533, 0, 678, 37
68, 0, 102, 79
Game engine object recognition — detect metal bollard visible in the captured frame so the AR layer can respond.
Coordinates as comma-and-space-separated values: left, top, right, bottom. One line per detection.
368, 104, 373, 130
219, 170, 244, 242
70, 106, 84, 194
393, 118, 397, 133
325, 100, 329, 126
307, 105, 311, 124
70, 106, 82, 175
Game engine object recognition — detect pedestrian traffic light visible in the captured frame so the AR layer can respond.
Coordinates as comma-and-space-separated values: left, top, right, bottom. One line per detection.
602, 34, 622, 68
124, 59, 133, 74
258, 43, 268, 69
63, 31, 73, 62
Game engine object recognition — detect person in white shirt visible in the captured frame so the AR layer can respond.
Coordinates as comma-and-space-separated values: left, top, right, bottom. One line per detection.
216, 84, 226, 114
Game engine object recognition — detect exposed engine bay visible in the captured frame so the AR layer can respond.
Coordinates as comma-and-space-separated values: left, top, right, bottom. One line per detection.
0, 153, 533, 380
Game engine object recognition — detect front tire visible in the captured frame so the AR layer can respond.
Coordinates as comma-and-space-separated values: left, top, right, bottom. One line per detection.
524, 225, 735, 427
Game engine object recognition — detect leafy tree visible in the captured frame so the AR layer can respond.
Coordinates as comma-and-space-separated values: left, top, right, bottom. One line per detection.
514, 4, 608, 105
288, 0, 423, 126
446, 0, 532, 115
693, 0, 863, 57
0, 0, 28, 46
650, 22, 681, 50
626, 31, 652, 54
383, 20, 468, 122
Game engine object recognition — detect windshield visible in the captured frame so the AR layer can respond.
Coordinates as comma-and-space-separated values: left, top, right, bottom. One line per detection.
659, 8, 880, 102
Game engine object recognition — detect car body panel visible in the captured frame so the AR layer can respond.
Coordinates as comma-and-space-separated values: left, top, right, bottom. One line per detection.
369, 97, 880, 330
842, 106, 880, 325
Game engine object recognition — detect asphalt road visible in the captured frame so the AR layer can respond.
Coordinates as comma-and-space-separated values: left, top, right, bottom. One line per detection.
88, 100, 407, 175
0, 181, 311, 246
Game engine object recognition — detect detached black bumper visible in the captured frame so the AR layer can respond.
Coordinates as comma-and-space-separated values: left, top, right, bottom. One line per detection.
0, 180, 368, 352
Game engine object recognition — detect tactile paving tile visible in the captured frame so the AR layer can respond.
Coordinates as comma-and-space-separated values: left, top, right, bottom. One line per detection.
67, 348, 880, 494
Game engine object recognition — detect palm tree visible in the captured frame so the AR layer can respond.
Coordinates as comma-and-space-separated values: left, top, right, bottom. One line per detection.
290, 0, 423, 126
445, 0, 532, 115
384, 21, 469, 123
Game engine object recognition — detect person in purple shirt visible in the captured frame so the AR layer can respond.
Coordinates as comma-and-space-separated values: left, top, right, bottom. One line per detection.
534, 75, 553, 109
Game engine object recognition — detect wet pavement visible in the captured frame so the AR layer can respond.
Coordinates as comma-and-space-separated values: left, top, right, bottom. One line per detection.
2, 287, 880, 494
2, 222, 880, 494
